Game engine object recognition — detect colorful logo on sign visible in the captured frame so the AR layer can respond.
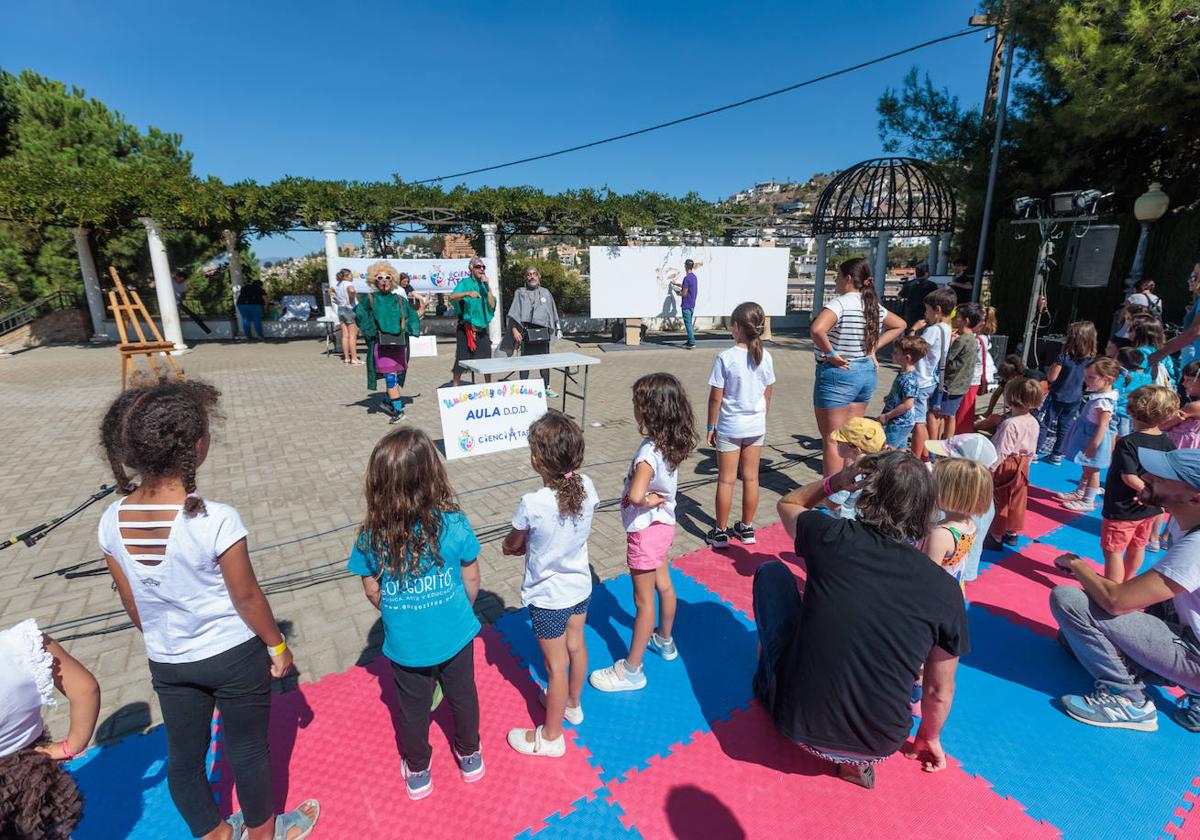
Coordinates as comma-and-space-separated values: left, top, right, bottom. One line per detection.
458, 429, 474, 454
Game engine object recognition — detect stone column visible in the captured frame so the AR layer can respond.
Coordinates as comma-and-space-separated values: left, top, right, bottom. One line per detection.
71, 227, 108, 339
139, 217, 187, 352
811, 234, 830, 316
223, 229, 244, 336
936, 233, 951, 275
874, 231, 890, 291
319, 221, 339, 289
481, 223, 502, 351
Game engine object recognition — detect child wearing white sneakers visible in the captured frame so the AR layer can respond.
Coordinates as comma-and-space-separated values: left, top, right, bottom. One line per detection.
503, 411, 598, 757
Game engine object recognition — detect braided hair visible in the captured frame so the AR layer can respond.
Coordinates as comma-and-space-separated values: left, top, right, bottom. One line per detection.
99, 379, 220, 516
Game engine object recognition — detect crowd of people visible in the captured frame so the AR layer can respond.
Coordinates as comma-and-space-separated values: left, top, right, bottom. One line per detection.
4, 257, 1200, 837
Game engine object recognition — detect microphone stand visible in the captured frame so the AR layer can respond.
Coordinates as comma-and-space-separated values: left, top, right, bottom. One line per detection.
1, 484, 117, 551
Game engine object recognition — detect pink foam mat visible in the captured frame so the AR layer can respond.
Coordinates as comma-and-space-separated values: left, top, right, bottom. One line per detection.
217, 627, 603, 838
1022, 487, 1085, 541
605, 702, 1061, 839
1166, 781, 1200, 839
964, 542, 1099, 638
672, 523, 805, 619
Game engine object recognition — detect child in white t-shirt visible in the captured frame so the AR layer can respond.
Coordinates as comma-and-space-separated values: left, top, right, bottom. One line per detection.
503, 411, 598, 758
590, 373, 696, 693
705, 302, 775, 549
912, 287, 956, 459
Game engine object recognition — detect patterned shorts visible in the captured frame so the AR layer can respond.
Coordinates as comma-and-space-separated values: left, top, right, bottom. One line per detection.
529, 596, 590, 640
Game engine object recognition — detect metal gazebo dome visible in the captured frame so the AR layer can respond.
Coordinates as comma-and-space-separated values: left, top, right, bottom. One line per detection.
812, 157, 955, 237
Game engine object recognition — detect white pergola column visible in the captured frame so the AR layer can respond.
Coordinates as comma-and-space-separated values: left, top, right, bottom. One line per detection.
936, 232, 951, 275
482, 223, 502, 352
223, 229, 244, 336
71, 227, 108, 339
873, 231, 890, 290
811, 234, 830, 316
139, 217, 187, 352
928, 236, 939, 272
318, 222, 339, 289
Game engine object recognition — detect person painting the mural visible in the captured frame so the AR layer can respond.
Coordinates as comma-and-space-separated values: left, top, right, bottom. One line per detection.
671, 259, 700, 349
449, 257, 496, 386
508, 266, 562, 398
355, 261, 424, 423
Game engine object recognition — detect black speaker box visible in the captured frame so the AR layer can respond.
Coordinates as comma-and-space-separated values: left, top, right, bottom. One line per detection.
1060, 224, 1120, 289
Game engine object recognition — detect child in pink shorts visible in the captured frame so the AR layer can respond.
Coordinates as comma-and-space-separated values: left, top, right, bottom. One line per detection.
589, 373, 697, 693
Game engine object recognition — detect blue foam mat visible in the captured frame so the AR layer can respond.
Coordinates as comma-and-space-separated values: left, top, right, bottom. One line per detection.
1028, 459, 1087, 492
495, 568, 758, 782
68, 725, 218, 839
517, 794, 642, 839
945, 608, 1197, 839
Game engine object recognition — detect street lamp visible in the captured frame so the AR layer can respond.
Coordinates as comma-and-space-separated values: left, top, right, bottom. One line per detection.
1127, 182, 1169, 291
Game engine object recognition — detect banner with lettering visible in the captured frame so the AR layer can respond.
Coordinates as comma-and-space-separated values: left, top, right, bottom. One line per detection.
437, 380, 548, 460
330, 256, 495, 294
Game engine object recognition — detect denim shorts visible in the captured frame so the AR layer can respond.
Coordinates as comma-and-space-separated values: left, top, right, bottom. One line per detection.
884, 421, 914, 449
813, 357, 877, 409
337, 305, 356, 324
912, 382, 937, 420
937, 393, 965, 416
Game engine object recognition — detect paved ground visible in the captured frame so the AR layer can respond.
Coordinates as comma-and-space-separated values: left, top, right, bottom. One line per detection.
0, 330, 897, 743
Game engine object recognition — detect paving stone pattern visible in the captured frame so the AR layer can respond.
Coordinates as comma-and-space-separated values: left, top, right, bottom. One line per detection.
0, 333, 896, 744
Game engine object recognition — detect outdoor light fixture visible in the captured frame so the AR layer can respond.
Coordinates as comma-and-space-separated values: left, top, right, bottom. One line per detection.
1013, 196, 1041, 216
1049, 189, 1110, 216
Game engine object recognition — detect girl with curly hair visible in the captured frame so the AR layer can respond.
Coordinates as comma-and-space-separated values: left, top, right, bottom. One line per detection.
503, 411, 597, 757
0, 621, 99, 839
590, 372, 696, 693
347, 427, 484, 800
98, 379, 319, 840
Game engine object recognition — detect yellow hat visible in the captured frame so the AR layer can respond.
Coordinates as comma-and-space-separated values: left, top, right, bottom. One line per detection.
830, 417, 885, 454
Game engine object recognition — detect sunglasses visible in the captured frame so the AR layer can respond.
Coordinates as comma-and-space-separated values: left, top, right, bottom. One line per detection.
470, 264, 484, 270
375, 274, 393, 282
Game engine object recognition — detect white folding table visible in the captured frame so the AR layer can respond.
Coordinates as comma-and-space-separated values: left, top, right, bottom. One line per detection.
458, 352, 602, 426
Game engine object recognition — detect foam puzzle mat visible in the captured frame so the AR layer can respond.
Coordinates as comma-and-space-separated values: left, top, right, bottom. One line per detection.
67, 460, 1200, 838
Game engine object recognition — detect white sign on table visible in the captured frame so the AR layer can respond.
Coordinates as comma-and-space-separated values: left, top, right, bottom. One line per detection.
437, 380, 548, 460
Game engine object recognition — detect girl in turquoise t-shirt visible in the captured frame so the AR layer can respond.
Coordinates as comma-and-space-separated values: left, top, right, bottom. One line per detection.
348, 427, 483, 801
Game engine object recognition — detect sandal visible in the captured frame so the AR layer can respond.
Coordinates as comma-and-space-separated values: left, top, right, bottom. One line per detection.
274, 800, 320, 840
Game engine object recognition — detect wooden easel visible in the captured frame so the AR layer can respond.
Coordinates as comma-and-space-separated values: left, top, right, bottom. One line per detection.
106, 266, 183, 389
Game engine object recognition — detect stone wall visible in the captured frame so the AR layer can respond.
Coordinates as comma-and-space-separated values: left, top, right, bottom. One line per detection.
0, 307, 89, 353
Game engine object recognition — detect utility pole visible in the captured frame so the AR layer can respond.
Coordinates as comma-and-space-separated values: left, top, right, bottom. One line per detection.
970, 10, 1013, 303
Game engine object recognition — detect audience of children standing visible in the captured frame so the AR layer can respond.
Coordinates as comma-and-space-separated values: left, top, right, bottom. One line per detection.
934, 302, 981, 441
986, 377, 1044, 549
1058, 357, 1121, 513
878, 335, 927, 449
911, 287, 957, 459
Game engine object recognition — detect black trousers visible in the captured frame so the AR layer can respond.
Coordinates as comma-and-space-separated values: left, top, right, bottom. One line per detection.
148, 637, 273, 837
518, 337, 552, 387
389, 640, 480, 772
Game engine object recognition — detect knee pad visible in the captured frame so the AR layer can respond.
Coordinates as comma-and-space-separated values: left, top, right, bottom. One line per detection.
384, 372, 400, 389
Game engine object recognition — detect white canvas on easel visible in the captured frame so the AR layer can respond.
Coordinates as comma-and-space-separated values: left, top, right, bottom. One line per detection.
588, 246, 789, 319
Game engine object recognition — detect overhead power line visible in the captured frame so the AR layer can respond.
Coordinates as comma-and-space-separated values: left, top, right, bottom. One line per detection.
417, 26, 988, 184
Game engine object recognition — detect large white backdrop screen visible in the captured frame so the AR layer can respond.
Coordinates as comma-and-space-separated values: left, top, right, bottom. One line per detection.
588, 246, 789, 319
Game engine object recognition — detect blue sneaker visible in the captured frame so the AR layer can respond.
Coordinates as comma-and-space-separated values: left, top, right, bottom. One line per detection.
650, 632, 678, 661
1061, 681, 1157, 731
401, 758, 433, 800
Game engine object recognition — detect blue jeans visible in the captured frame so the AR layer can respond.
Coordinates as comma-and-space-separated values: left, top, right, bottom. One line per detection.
884, 421, 915, 450
682, 308, 696, 344
752, 560, 803, 706
237, 304, 264, 338
1037, 397, 1081, 457
813, 357, 877, 409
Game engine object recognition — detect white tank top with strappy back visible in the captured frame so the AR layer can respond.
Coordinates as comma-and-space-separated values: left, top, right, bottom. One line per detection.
97, 498, 256, 664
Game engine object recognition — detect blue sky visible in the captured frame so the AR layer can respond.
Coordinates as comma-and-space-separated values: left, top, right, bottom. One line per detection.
1, 0, 991, 258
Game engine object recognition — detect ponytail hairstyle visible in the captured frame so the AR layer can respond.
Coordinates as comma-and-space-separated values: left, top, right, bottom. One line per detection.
838, 257, 879, 354
1088, 355, 1121, 391
731, 301, 767, 367
526, 410, 587, 517
99, 378, 220, 517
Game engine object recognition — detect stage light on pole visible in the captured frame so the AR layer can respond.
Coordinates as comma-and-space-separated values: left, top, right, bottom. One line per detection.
1127, 181, 1169, 291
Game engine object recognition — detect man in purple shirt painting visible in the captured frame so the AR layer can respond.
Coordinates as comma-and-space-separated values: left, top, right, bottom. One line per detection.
673, 258, 699, 348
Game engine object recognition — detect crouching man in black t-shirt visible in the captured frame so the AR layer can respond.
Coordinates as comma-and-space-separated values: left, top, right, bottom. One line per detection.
757, 450, 970, 788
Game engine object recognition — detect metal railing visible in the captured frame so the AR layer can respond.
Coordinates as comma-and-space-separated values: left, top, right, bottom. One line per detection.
0, 290, 80, 337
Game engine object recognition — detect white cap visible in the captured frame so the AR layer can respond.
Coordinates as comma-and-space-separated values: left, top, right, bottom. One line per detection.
926, 434, 998, 468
